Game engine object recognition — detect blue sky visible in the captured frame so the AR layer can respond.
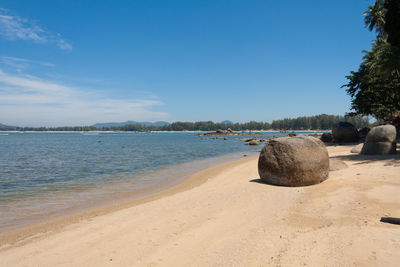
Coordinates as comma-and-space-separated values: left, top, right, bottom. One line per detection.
0, 0, 375, 127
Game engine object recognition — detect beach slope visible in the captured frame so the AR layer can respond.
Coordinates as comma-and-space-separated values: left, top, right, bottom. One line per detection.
1, 146, 400, 266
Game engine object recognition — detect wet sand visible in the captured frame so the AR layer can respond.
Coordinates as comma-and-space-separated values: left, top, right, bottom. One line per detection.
1, 145, 399, 266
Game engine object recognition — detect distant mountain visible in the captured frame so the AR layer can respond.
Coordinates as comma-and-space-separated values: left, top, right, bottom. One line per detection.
0, 123, 16, 130
221, 120, 234, 124
92, 121, 170, 128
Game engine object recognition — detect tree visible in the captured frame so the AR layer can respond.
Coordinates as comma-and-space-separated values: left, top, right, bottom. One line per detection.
343, 0, 400, 125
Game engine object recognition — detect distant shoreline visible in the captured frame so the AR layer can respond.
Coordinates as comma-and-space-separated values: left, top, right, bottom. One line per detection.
0, 130, 330, 133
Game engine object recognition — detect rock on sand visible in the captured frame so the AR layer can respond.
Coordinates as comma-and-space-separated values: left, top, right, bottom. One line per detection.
258, 136, 329, 187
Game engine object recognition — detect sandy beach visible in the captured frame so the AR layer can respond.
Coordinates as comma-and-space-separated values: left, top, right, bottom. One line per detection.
0, 145, 399, 266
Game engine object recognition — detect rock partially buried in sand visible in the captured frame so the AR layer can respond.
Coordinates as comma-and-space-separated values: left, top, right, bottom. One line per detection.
361, 125, 397, 155
351, 143, 363, 154
332, 121, 359, 142
258, 136, 329, 187
329, 159, 348, 171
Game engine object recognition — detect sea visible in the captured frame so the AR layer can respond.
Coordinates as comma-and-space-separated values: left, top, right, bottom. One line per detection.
0, 131, 312, 232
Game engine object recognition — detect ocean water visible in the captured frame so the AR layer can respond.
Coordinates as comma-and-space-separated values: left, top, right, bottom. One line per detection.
0, 131, 292, 231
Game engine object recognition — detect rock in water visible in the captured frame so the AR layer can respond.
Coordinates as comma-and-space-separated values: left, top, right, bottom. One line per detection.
361, 125, 397, 155
246, 140, 260, 146
258, 136, 329, 187
332, 121, 359, 142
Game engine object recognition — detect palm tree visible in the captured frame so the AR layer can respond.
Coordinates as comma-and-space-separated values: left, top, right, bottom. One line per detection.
364, 0, 386, 39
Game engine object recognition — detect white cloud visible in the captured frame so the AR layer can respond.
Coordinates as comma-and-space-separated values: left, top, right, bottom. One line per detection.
0, 9, 72, 50
0, 69, 170, 126
1, 56, 55, 72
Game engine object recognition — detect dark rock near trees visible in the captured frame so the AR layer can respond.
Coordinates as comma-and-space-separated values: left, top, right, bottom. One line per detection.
358, 127, 371, 142
258, 136, 329, 187
361, 125, 397, 155
321, 133, 334, 143
287, 133, 297, 137
332, 122, 360, 142
361, 142, 396, 154
365, 125, 396, 143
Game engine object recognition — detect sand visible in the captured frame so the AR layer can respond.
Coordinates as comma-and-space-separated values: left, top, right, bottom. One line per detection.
0, 145, 399, 266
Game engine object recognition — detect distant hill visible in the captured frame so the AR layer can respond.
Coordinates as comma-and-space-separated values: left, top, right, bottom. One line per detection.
0, 123, 16, 130
221, 120, 234, 124
92, 121, 170, 128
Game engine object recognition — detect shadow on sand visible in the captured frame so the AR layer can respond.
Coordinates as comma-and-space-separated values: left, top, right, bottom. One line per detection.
331, 143, 400, 166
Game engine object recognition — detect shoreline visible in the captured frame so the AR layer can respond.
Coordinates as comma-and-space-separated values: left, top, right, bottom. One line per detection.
0, 130, 330, 133
1, 145, 399, 266
0, 154, 258, 248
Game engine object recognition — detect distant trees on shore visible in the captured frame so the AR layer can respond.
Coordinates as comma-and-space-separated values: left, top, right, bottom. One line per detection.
0, 114, 370, 132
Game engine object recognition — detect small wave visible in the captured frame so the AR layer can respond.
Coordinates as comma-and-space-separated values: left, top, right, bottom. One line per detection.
81, 133, 100, 135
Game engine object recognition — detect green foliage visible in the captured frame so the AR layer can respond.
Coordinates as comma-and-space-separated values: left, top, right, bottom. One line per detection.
1, 114, 369, 132
270, 114, 369, 130
344, 0, 400, 122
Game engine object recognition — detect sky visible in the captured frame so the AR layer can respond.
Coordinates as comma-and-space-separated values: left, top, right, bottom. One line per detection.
0, 0, 376, 127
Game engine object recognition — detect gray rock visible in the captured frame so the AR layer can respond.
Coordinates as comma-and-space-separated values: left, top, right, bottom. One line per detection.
350, 143, 363, 154
246, 140, 260, 145
241, 137, 257, 142
361, 142, 396, 155
332, 122, 359, 142
365, 125, 396, 143
329, 159, 348, 171
361, 125, 397, 155
258, 136, 329, 187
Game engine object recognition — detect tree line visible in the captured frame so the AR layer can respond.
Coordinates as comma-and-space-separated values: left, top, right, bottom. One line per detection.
343, 0, 399, 128
0, 114, 370, 132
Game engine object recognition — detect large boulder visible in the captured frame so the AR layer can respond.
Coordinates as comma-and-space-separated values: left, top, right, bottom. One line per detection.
365, 125, 396, 143
361, 125, 397, 155
332, 121, 359, 142
258, 136, 329, 187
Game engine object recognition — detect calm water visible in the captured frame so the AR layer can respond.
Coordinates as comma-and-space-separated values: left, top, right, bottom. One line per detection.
0, 131, 292, 231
